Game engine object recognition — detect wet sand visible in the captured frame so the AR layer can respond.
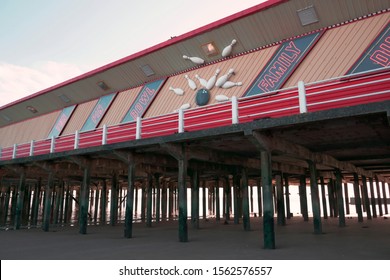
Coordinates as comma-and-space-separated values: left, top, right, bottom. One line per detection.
0, 216, 389, 260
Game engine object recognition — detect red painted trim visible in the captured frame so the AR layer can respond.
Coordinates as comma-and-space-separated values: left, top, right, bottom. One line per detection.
0, 0, 286, 111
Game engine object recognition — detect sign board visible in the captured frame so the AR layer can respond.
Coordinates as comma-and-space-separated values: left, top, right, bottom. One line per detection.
47, 105, 76, 138
80, 93, 116, 132
347, 23, 390, 74
121, 78, 166, 123
244, 31, 322, 97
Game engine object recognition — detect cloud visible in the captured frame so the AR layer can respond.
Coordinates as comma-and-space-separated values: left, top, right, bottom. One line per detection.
0, 61, 84, 107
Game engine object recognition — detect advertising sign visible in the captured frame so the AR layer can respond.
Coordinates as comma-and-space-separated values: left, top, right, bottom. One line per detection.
47, 105, 76, 138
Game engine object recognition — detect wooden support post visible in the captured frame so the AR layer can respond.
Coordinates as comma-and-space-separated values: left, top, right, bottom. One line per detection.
42, 173, 54, 232
161, 181, 167, 221
320, 177, 328, 219
101, 180, 107, 224
191, 170, 200, 229
261, 151, 275, 249
233, 174, 240, 224
10, 187, 17, 225
275, 174, 286, 226
30, 182, 39, 226
215, 178, 220, 221
110, 175, 118, 226
327, 179, 334, 218
241, 168, 250, 231
141, 180, 147, 221
53, 183, 61, 225
284, 174, 291, 219
250, 185, 254, 215
93, 187, 99, 223
177, 145, 188, 242
299, 175, 309, 221
3, 185, 11, 226
79, 167, 90, 234
375, 178, 383, 216
224, 177, 231, 222
257, 178, 262, 217
146, 174, 153, 227
344, 182, 350, 215
134, 184, 139, 219
168, 182, 173, 220
308, 161, 322, 234
202, 181, 207, 220
14, 171, 26, 230
353, 173, 363, 222
334, 170, 345, 227
369, 178, 377, 218
381, 181, 388, 215
361, 176, 372, 220
124, 160, 135, 238
155, 174, 161, 223
58, 182, 65, 224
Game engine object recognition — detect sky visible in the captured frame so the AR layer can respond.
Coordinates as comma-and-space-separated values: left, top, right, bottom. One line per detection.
0, 0, 267, 107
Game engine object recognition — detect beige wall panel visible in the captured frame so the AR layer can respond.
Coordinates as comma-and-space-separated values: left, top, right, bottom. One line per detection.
98, 87, 142, 128
0, 111, 60, 147
283, 13, 390, 87
144, 45, 278, 117
61, 99, 97, 135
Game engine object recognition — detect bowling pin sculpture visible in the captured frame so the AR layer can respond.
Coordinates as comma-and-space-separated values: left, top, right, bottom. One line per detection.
222, 39, 237, 57
183, 55, 204, 64
169, 86, 184, 96
216, 68, 235, 87
195, 74, 208, 88
180, 103, 191, 110
215, 95, 229, 102
221, 81, 243, 89
184, 75, 197, 90
206, 68, 220, 90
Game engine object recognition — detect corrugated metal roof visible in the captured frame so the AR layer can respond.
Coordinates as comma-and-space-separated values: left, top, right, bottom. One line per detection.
283, 12, 390, 87
1, 0, 388, 128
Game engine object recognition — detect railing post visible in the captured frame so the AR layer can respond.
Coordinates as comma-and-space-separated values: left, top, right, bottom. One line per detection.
74, 130, 79, 149
12, 144, 17, 159
102, 124, 108, 145
136, 117, 142, 140
0, 146, 2, 159
178, 109, 184, 133
29, 140, 34, 156
232, 96, 239, 124
298, 81, 307, 113
50, 136, 55, 153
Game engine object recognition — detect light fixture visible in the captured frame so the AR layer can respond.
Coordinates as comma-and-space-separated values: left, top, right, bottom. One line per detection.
140, 64, 155, 77
1, 114, 11, 122
97, 81, 109, 91
201, 42, 219, 57
297, 5, 319, 26
26, 106, 38, 114
59, 94, 71, 103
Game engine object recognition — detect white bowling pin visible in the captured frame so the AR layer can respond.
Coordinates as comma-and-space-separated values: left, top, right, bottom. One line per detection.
195, 74, 208, 88
206, 68, 220, 90
183, 55, 204, 64
184, 75, 197, 90
216, 68, 235, 87
222, 39, 237, 57
221, 81, 242, 89
169, 86, 184, 96
215, 94, 229, 102
180, 103, 191, 110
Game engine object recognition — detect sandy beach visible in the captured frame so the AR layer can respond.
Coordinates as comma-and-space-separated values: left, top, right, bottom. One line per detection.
1, 216, 389, 260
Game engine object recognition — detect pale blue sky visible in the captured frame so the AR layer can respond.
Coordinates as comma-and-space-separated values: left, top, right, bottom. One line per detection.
0, 0, 265, 106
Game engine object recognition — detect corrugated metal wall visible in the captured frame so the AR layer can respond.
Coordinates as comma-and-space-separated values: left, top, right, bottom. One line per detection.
283, 13, 390, 87
0, 111, 59, 147
144, 46, 279, 117
98, 87, 142, 127
61, 99, 97, 135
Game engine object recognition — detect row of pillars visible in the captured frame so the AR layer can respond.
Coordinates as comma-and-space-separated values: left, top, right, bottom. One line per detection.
1, 155, 389, 249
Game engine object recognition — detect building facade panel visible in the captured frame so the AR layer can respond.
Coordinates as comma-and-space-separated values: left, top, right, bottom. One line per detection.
283, 13, 390, 87
61, 99, 98, 135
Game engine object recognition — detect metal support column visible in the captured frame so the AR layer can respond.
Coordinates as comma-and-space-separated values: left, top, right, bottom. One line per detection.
353, 173, 363, 222
308, 161, 322, 234
276, 174, 286, 226
42, 173, 54, 232
375, 178, 383, 216
335, 170, 345, 227
191, 170, 199, 229
320, 177, 328, 219
14, 171, 26, 230
344, 182, 350, 215
361, 176, 372, 220
177, 144, 188, 242
79, 167, 90, 234
369, 178, 377, 218
299, 175, 309, 221
284, 174, 291, 219
241, 168, 250, 231
261, 151, 275, 249
146, 174, 153, 227
124, 160, 135, 238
